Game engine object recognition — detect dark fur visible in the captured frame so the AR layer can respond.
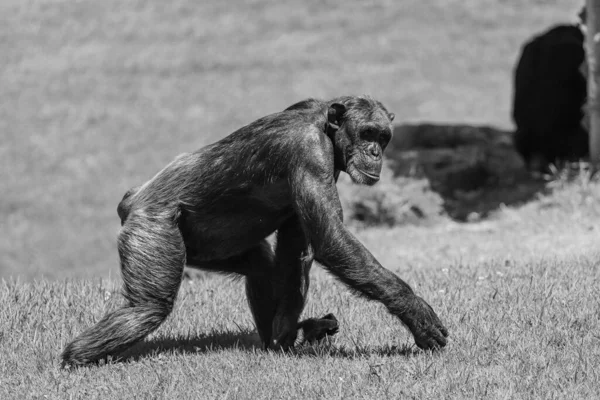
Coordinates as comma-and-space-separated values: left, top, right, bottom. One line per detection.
62, 96, 447, 366
512, 24, 588, 171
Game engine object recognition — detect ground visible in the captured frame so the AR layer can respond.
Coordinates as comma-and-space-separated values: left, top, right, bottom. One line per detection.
2, 178, 600, 398
1, 0, 599, 399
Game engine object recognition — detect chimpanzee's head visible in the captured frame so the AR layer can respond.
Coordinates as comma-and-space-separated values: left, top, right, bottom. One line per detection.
327, 96, 395, 185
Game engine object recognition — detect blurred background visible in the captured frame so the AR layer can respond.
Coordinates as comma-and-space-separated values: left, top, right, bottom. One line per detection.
0, 0, 582, 280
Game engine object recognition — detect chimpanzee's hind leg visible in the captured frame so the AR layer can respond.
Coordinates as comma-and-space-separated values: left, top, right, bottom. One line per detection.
61, 209, 186, 366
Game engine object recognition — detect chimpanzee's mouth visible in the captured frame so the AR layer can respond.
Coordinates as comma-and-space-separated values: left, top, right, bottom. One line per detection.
356, 168, 380, 180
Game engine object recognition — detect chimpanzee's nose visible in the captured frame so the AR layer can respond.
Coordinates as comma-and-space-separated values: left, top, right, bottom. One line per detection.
369, 145, 381, 158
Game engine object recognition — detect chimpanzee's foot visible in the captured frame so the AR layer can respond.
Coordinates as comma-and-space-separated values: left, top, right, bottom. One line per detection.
295, 313, 339, 346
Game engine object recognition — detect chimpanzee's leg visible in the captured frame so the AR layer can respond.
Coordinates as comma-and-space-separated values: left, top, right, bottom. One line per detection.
242, 241, 278, 347
186, 242, 279, 347
62, 209, 186, 365
187, 229, 337, 349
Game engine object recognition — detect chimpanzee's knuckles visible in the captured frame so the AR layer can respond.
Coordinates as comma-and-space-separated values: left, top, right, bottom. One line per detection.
406, 296, 448, 350
321, 313, 337, 321
439, 323, 449, 338
318, 314, 339, 333
413, 327, 446, 350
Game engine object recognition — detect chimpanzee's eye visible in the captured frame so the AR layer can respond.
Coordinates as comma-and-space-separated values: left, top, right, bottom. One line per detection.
360, 129, 378, 141
379, 131, 391, 147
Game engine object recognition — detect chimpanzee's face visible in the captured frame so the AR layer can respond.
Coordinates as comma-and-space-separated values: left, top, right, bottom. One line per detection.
332, 103, 394, 185
344, 119, 393, 185
327, 98, 394, 185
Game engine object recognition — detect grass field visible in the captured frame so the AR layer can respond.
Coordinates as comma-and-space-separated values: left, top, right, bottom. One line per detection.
2, 0, 599, 399
2, 178, 600, 398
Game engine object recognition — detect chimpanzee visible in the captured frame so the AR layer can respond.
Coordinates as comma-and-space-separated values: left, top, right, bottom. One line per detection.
512, 13, 589, 172
61, 96, 448, 366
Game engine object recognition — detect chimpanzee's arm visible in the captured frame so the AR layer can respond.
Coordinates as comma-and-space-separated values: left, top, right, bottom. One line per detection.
290, 148, 448, 350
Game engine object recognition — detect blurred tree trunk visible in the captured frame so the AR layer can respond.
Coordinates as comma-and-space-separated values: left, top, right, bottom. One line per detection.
587, 0, 600, 164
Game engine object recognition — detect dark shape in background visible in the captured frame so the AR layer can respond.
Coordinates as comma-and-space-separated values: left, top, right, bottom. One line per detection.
512, 24, 588, 172
385, 123, 547, 221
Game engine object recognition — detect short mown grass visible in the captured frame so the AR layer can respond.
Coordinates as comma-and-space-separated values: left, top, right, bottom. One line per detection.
2, 179, 599, 399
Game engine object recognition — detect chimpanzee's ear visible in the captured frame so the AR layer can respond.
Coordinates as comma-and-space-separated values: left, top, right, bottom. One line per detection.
327, 103, 346, 130
388, 113, 395, 122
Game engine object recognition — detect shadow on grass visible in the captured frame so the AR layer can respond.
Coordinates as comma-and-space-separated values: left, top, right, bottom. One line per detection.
295, 342, 419, 358
108, 330, 421, 364
116, 330, 261, 363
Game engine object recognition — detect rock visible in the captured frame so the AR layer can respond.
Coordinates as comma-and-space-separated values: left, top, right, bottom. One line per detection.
383, 123, 540, 220
391, 123, 513, 150
387, 145, 489, 194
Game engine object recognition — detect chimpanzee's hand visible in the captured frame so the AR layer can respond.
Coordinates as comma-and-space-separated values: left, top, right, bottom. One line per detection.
402, 295, 448, 350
